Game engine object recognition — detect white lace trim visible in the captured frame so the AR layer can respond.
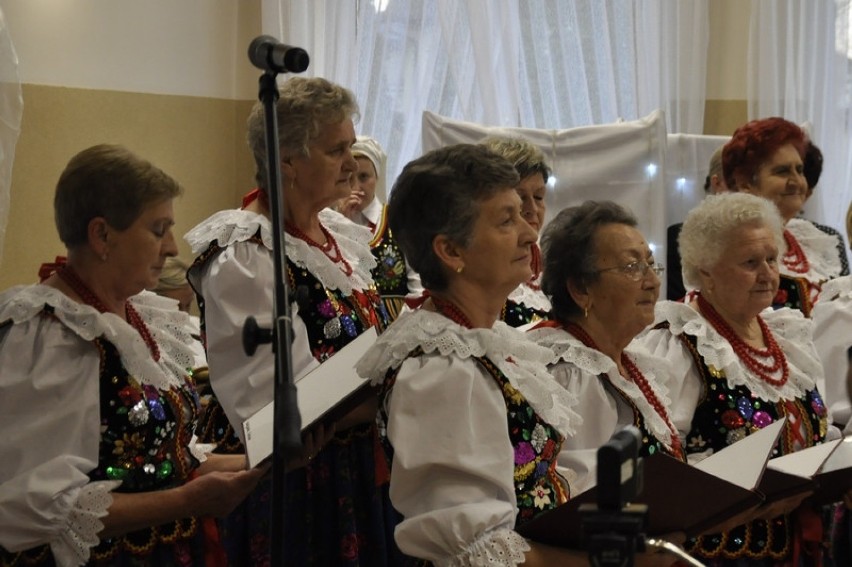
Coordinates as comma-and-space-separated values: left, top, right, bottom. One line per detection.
184, 208, 273, 254
654, 301, 819, 402
438, 529, 530, 567
356, 309, 581, 437
51, 480, 121, 567
189, 435, 215, 462
784, 218, 843, 282
0, 286, 193, 392
507, 281, 551, 312
183, 208, 377, 295
819, 274, 852, 302
530, 326, 678, 449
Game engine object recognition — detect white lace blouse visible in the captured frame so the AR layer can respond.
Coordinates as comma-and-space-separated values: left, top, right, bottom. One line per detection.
637, 301, 825, 449
0, 286, 203, 567
784, 218, 844, 283
813, 275, 852, 427
356, 309, 580, 567
506, 279, 551, 313
528, 325, 678, 494
184, 207, 378, 441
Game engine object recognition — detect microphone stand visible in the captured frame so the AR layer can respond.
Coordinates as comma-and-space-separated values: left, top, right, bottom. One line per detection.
242, 69, 303, 566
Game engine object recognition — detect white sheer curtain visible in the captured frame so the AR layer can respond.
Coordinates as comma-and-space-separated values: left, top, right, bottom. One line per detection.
269, 0, 708, 182
0, 7, 21, 266
748, 0, 852, 235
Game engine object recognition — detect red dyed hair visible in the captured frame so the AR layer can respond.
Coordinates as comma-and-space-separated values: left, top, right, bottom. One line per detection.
722, 117, 806, 190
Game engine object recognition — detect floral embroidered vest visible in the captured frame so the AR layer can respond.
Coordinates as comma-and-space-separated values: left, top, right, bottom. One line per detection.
368, 206, 411, 323
774, 274, 816, 318
190, 234, 389, 450
379, 349, 567, 528
598, 374, 682, 460
0, 313, 202, 566
677, 331, 828, 561
501, 299, 550, 329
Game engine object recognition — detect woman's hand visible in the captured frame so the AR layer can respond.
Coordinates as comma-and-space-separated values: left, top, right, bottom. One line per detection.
284, 423, 337, 471
182, 466, 268, 518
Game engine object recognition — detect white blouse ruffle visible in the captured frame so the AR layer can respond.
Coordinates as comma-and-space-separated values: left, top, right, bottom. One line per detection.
506, 281, 551, 312
185, 207, 376, 295
0, 285, 198, 566
784, 218, 843, 283
640, 301, 820, 404
813, 275, 852, 426
357, 309, 580, 437
355, 309, 580, 566
531, 325, 677, 450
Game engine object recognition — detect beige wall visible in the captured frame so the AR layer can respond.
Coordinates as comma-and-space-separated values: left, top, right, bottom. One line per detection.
0, 85, 256, 289
704, 0, 750, 135
0, 0, 261, 289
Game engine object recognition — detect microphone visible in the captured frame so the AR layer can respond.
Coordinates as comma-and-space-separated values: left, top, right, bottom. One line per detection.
248, 35, 310, 74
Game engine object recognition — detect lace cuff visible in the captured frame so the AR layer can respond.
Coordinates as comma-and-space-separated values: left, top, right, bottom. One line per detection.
189, 435, 215, 462
50, 480, 121, 567
438, 529, 531, 567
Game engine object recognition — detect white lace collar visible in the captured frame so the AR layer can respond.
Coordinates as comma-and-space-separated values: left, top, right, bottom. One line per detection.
818, 274, 852, 302
0, 285, 194, 392
653, 301, 820, 402
529, 325, 678, 449
184, 208, 378, 295
356, 309, 581, 438
783, 218, 843, 282
507, 280, 551, 312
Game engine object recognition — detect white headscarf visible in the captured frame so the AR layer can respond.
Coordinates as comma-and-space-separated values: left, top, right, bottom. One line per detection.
352, 135, 387, 204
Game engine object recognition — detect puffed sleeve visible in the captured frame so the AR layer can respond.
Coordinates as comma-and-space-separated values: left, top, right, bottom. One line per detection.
387, 354, 531, 566
637, 326, 702, 443
549, 363, 621, 495
196, 240, 318, 440
0, 316, 120, 566
812, 280, 852, 427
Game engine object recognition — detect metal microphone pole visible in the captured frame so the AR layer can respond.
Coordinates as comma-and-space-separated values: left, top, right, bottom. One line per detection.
243, 36, 310, 566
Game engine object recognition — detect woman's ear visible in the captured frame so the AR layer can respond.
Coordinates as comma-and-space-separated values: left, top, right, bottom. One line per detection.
280, 155, 296, 180
87, 217, 111, 260
432, 234, 465, 275
566, 278, 590, 314
697, 267, 715, 293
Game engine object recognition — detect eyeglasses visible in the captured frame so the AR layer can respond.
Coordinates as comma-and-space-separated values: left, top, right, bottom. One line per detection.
595, 260, 665, 282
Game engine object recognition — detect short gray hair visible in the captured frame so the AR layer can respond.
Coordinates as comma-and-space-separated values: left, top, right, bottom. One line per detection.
388, 144, 519, 292
246, 77, 359, 191
55, 144, 182, 249
480, 135, 550, 183
680, 192, 783, 289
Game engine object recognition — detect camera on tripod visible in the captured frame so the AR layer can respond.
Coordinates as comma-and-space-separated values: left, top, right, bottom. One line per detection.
580, 426, 648, 567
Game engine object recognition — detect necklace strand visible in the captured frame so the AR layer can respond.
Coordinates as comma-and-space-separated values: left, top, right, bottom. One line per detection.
57, 265, 160, 361
431, 296, 474, 329
527, 243, 542, 291
284, 222, 353, 276
565, 321, 684, 460
782, 229, 810, 274
696, 293, 789, 386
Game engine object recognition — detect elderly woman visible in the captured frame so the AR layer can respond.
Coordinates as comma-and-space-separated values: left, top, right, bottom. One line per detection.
337, 135, 422, 320
481, 136, 552, 327
356, 145, 677, 566
639, 192, 830, 565
0, 145, 264, 566
185, 78, 399, 565
527, 201, 679, 495
723, 117, 848, 316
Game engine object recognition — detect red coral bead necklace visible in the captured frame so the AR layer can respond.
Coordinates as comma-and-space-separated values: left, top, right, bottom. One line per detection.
696, 292, 789, 387
284, 221, 353, 276
782, 229, 810, 274
58, 265, 160, 361
565, 321, 684, 460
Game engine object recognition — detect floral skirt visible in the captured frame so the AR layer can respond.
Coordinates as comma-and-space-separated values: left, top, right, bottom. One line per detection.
218, 422, 407, 566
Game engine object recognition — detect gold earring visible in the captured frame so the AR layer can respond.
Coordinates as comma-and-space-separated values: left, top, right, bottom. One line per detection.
456, 265, 464, 274
584, 306, 589, 319
101, 252, 108, 262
